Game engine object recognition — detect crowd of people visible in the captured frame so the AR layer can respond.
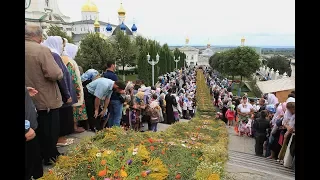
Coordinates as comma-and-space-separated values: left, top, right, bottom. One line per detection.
203, 68, 295, 172
25, 25, 198, 180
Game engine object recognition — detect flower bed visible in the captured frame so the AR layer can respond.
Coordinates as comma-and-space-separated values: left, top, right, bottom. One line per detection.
42, 69, 228, 180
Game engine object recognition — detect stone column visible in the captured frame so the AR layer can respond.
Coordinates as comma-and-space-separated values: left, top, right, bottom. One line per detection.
283, 72, 288, 78
275, 70, 279, 80
270, 68, 275, 80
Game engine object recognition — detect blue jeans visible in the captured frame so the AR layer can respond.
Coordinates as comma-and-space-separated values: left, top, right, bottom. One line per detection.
150, 123, 158, 132
107, 100, 123, 127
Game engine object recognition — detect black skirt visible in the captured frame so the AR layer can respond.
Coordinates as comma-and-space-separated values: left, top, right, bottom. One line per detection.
59, 106, 74, 136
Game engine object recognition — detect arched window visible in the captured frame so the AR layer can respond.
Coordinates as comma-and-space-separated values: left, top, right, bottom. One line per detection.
191, 55, 194, 60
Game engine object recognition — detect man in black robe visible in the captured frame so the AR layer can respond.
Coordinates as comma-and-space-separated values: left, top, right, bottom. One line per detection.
165, 88, 175, 124
253, 110, 270, 156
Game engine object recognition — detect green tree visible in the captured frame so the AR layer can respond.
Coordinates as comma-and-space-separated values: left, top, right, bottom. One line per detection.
111, 30, 138, 81
46, 25, 73, 43
136, 36, 150, 84
266, 56, 292, 76
75, 33, 114, 72
209, 52, 226, 74
224, 47, 261, 95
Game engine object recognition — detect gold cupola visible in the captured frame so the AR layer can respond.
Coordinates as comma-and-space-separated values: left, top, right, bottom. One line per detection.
94, 17, 100, 27
81, 0, 98, 12
185, 36, 189, 45
94, 17, 100, 33
207, 38, 211, 48
241, 37, 245, 46
118, 3, 126, 16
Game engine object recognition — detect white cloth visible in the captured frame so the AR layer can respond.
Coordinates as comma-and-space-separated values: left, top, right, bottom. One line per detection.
237, 103, 253, 113
282, 110, 294, 126
65, 43, 78, 59
283, 134, 294, 168
42, 36, 63, 55
64, 43, 84, 106
286, 97, 295, 103
267, 93, 279, 105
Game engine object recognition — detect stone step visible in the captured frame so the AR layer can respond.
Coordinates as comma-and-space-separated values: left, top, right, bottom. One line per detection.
228, 150, 295, 178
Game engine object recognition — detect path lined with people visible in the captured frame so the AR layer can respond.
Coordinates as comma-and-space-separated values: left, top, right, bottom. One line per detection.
202, 67, 295, 180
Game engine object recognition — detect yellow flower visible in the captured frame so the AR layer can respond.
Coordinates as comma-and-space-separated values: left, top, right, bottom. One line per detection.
120, 169, 128, 178
208, 173, 220, 180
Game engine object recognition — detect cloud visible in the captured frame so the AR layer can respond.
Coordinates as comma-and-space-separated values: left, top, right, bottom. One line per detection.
57, 0, 295, 46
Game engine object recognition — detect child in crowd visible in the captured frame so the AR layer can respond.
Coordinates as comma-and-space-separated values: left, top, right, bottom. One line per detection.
187, 96, 194, 118
146, 94, 161, 132
225, 104, 235, 127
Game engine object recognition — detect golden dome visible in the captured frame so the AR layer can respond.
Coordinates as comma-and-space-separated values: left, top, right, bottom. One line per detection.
81, 0, 98, 12
186, 36, 189, 44
241, 36, 245, 42
94, 18, 100, 27
118, 3, 126, 15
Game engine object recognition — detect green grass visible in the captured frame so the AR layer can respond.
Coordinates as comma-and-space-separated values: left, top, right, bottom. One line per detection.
118, 74, 138, 82
231, 83, 255, 97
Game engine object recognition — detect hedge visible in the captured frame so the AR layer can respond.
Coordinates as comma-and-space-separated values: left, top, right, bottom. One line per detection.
41, 69, 228, 180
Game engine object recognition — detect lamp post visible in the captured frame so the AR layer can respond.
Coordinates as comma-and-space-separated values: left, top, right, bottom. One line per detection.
147, 53, 160, 86
174, 56, 180, 70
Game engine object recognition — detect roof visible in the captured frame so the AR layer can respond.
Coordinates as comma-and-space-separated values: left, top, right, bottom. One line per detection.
112, 24, 133, 36
179, 46, 199, 52
72, 20, 117, 27
256, 77, 295, 93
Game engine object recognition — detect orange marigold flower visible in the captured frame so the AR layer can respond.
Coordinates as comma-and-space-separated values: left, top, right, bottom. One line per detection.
98, 170, 106, 177
175, 173, 181, 179
141, 171, 148, 177
148, 138, 154, 143
90, 176, 95, 180
100, 160, 107, 165
149, 146, 155, 151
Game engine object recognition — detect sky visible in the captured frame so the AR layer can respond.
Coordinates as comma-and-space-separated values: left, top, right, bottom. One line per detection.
58, 0, 295, 47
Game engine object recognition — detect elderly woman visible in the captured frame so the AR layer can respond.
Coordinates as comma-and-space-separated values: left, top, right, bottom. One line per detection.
42, 36, 77, 147
62, 42, 87, 133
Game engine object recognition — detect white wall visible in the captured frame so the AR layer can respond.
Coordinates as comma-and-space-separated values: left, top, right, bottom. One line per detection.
81, 12, 99, 21
183, 51, 199, 65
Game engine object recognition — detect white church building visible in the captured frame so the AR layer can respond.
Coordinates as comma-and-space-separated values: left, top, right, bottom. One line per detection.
25, 0, 138, 45
178, 37, 200, 66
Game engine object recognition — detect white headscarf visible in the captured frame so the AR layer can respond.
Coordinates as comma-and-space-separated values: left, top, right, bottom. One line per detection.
42, 36, 64, 55
65, 43, 79, 59
267, 93, 279, 105
286, 97, 295, 103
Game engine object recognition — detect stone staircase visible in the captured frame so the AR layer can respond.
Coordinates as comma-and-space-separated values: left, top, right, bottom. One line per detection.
224, 127, 295, 180
227, 150, 295, 180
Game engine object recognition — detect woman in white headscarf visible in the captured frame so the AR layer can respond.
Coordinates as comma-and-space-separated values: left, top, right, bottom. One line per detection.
42, 36, 77, 146
63, 42, 88, 132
